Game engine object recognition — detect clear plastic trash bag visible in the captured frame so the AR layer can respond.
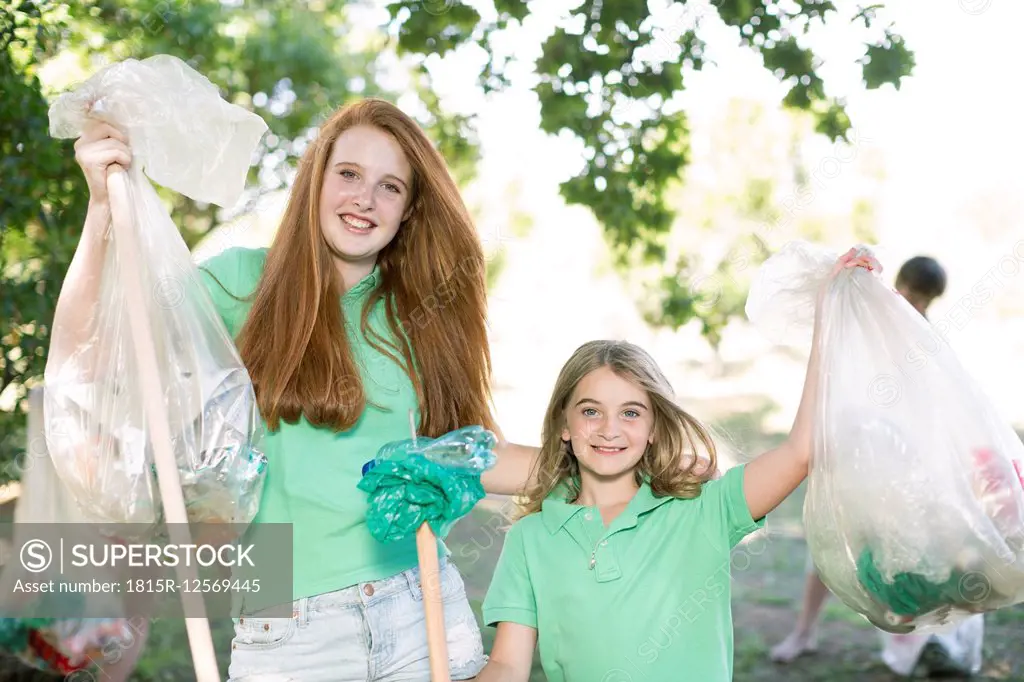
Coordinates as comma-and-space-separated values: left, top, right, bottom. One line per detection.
358, 426, 498, 543
0, 395, 135, 675
746, 240, 1024, 633
43, 55, 269, 535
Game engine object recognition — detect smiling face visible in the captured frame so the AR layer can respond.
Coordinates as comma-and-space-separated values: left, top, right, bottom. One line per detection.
561, 365, 656, 482
317, 124, 414, 274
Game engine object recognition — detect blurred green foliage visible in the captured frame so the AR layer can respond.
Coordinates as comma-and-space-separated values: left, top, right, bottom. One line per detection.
1, 1, 913, 477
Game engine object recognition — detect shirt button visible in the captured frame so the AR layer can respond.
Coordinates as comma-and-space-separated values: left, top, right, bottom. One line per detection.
584, 512, 593, 521
601, 540, 608, 547
363, 584, 375, 597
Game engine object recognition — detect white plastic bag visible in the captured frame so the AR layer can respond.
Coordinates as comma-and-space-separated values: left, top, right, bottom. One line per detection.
747, 240, 1024, 633
43, 55, 269, 534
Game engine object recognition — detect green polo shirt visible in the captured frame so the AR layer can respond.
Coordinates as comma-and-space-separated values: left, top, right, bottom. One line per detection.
482, 463, 764, 682
197, 246, 435, 609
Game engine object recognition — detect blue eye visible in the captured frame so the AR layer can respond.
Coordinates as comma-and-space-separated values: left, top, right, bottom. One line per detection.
623, 410, 640, 418
382, 183, 401, 193
339, 169, 357, 179
582, 408, 598, 417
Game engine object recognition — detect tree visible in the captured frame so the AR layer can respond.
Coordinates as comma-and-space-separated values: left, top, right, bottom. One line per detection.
1, 2, 88, 479
1, 0, 914, 479
389, 0, 914, 338
0, 0, 481, 479
635, 97, 887, 370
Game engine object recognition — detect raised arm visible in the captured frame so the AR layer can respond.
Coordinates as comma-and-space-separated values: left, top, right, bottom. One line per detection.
473, 622, 538, 682
742, 248, 878, 521
48, 122, 132, 379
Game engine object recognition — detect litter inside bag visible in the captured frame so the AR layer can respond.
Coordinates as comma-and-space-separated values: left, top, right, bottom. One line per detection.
746, 240, 1024, 633
43, 55, 269, 537
0, 618, 135, 676
358, 426, 498, 542
0, 414, 138, 675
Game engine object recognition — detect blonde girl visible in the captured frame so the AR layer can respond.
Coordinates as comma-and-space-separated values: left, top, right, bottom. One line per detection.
476, 249, 877, 682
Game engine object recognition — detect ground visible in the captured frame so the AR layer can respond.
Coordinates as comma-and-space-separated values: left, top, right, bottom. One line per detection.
1, 428, 1022, 681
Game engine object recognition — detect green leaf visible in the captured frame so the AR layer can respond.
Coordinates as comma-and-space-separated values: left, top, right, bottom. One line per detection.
862, 32, 915, 90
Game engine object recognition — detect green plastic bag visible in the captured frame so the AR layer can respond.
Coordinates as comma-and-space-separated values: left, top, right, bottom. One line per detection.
358, 425, 498, 543
856, 548, 967, 617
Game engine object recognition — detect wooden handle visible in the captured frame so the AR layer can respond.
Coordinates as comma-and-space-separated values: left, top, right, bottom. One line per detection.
106, 166, 221, 682
416, 522, 450, 682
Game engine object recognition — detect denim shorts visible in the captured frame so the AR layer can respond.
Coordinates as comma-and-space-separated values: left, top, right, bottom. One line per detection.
227, 559, 487, 681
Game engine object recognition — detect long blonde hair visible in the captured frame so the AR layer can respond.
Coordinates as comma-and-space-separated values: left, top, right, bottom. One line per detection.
518, 340, 717, 517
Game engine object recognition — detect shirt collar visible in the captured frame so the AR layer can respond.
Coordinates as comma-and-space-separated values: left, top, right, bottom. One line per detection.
541, 479, 674, 534
343, 265, 381, 302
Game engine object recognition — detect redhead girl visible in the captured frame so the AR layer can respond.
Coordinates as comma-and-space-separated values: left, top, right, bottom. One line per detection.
57, 98, 539, 681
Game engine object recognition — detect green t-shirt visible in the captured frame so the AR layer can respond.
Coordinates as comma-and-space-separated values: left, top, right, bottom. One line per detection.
482, 464, 765, 682
198, 246, 437, 609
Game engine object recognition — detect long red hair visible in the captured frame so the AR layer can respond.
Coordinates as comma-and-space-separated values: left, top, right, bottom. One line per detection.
235, 98, 496, 437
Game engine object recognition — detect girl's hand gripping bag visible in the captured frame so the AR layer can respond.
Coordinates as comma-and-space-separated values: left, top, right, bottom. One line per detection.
43, 55, 269, 539
746, 240, 1024, 633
